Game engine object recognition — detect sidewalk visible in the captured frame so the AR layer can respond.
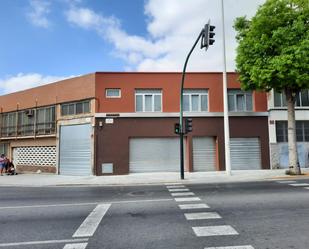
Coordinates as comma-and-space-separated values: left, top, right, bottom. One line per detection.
1, 169, 309, 187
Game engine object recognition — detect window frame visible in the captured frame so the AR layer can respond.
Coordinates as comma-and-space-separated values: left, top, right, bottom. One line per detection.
274, 90, 309, 108
106, 88, 121, 98
135, 89, 162, 112
276, 120, 309, 142
183, 89, 209, 112
61, 100, 91, 116
228, 89, 253, 112
0, 143, 8, 156
275, 121, 288, 143
36, 106, 56, 135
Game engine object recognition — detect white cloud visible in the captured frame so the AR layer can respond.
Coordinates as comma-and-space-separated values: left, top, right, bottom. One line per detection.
0, 73, 73, 95
67, 0, 265, 72
27, 0, 51, 28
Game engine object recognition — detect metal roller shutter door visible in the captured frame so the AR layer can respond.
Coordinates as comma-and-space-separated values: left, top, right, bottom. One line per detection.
230, 138, 261, 170
59, 124, 92, 175
193, 137, 216, 171
129, 138, 184, 173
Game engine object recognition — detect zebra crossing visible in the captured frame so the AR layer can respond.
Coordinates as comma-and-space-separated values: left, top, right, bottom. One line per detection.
276, 180, 309, 189
165, 183, 255, 249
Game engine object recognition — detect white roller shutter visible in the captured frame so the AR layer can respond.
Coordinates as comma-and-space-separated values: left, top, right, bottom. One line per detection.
129, 138, 185, 173
59, 124, 92, 176
193, 137, 216, 171
230, 138, 261, 170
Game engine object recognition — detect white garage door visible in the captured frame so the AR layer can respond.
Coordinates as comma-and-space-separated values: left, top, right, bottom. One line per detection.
230, 138, 261, 170
193, 137, 216, 171
59, 124, 92, 175
130, 138, 185, 173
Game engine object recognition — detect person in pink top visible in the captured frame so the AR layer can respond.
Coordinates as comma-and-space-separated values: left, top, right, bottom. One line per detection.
0, 154, 7, 176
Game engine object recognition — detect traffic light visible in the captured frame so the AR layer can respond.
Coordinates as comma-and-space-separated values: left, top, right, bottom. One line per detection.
201, 21, 215, 50
174, 123, 181, 134
185, 118, 193, 133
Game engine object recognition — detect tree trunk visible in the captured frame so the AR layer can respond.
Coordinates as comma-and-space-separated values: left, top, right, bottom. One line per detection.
285, 89, 301, 175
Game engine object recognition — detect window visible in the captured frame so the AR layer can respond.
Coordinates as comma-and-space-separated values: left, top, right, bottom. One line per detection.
135, 90, 162, 112
0, 106, 56, 138
276, 121, 309, 142
296, 121, 309, 142
106, 89, 121, 98
274, 90, 309, 107
228, 90, 253, 112
276, 121, 288, 142
36, 106, 56, 135
0, 143, 8, 156
183, 89, 208, 112
17, 110, 35, 136
1, 112, 17, 137
61, 100, 90, 116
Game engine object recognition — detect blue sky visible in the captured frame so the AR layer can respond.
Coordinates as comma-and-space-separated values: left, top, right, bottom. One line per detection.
0, 0, 265, 95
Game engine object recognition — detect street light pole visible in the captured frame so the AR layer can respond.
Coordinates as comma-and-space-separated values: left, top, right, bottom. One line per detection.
221, 0, 231, 175
179, 30, 204, 180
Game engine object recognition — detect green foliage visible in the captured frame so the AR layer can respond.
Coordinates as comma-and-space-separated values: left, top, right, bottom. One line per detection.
234, 0, 309, 92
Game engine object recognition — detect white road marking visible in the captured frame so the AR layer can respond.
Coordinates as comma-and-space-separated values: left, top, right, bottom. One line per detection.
166, 185, 186, 188
178, 203, 210, 209
0, 198, 173, 210
63, 243, 88, 249
277, 181, 297, 184
0, 238, 88, 247
304, 187, 309, 190
289, 183, 309, 187
164, 183, 184, 185
184, 212, 221, 220
192, 225, 239, 237
73, 204, 111, 238
171, 192, 195, 197
0, 202, 99, 210
175, 197, 201, 202
204, 246, 254, 249
168, 188, 190, 192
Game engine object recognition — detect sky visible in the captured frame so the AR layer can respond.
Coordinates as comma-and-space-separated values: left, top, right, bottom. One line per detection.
0, 0, 266, 95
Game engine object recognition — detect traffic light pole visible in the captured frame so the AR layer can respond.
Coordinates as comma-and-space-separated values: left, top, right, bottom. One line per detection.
179, 29, 203, 180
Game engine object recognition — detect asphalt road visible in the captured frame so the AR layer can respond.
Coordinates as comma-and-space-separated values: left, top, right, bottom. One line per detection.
0, 178, 309, 249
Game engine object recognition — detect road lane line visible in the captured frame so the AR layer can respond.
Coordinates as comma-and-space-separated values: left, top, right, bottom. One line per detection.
0, 198, 173, 210
276, 181, 297, 184
184, 212, 221, 220
166, 185, 186, 189
175, 197, 201, 202
204, 246, 254, 249
164, 183, 184, 185
0, 202, 98, 210
289, 183, 309, 187
192, 225, 239, 237
179, 203, 210, 209
112, 198, 173, 204
73, 204, 111, 238
168, 188, 190, 192
171, 192, 195, 197
63, 243, 88, 249
0, 238, 88, 247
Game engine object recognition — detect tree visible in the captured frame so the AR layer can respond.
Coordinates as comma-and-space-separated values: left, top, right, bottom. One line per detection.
234, 0, 309, 175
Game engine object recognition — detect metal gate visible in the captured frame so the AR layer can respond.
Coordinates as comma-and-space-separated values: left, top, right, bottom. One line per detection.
230, 138, 261, 170
129, 138, 185, 173
59, 124, 92, 175
193, 137, 216, 171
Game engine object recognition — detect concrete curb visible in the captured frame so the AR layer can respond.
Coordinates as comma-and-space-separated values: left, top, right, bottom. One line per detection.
1, 169, 308, 187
